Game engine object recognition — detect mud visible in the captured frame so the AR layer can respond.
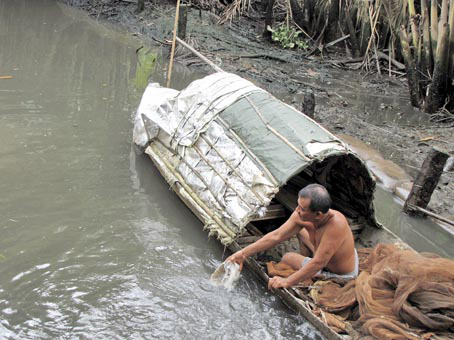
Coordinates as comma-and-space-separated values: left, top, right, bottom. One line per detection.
60, 0, 453, 223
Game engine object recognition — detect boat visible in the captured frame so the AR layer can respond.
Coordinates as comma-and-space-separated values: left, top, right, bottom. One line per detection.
132, 71, 451, 339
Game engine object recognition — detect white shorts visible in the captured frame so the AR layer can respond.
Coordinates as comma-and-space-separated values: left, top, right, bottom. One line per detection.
302, 249, 359, 280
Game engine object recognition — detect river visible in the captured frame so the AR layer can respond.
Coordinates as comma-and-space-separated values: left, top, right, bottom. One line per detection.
1, 1, 452, 339
0, 1, 321, 339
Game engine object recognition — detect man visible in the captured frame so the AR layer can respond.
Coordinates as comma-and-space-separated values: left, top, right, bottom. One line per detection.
227, 184, 358, 289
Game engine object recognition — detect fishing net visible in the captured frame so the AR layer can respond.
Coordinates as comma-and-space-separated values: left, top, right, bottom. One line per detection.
267, 243, 454, 339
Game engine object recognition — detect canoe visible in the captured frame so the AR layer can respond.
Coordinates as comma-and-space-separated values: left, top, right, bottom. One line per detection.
133, 72, 412, 339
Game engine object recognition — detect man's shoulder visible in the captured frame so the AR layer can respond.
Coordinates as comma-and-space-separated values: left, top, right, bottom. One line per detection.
326, 210, 349, 230
331, 209, 348, 222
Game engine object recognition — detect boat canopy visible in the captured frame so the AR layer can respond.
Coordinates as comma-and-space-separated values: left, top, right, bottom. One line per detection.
134, 72, 378, 244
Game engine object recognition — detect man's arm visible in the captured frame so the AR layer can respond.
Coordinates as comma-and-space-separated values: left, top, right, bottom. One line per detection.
269, 223, 342, 288
227, 211, 302, 269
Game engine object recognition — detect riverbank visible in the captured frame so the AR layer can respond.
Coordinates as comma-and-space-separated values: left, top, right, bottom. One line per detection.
60, 0, 453, 224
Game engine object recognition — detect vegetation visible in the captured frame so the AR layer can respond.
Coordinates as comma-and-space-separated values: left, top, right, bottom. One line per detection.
192, 0, 454, 118
268, 25, 308, 49
134, 48, 157, 91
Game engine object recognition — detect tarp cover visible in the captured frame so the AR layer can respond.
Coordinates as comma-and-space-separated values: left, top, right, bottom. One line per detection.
219, 91, 346, 184
133, 72, 368, 243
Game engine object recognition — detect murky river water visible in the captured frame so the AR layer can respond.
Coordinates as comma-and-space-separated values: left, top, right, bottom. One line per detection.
0, 1, 321, 339
1, 1, 452, 339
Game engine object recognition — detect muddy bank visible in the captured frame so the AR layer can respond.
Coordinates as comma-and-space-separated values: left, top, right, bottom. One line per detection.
60, 0, 453, 223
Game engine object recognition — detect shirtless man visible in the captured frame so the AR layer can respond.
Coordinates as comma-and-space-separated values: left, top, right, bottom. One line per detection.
227, 184, 358, 290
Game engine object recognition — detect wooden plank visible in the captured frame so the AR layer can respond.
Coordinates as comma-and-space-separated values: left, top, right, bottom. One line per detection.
246, 223, 263, 236
288, 175, 313, 190
237, 235, 262, 244
252, 204, 286, 221
275, 188, 298, 211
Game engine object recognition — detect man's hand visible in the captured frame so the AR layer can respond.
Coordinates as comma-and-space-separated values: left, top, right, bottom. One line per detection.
268, 276, 290, 290
226, 250, 246, 271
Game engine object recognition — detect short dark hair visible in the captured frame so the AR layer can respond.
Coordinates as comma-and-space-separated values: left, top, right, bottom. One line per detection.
298, 184, 331, 213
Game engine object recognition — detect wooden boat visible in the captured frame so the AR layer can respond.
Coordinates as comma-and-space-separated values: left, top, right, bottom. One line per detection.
133, 71, 412, 339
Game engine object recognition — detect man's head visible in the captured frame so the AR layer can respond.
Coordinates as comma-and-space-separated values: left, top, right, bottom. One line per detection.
296, 184, 331, 222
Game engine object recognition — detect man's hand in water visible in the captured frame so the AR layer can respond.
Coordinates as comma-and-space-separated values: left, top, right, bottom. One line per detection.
268, 276, 290, 289
226, 250, 246, 271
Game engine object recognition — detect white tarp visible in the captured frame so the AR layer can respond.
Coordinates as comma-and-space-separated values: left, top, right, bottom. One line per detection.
133, 72, 278, 238
134, 72, 264, 148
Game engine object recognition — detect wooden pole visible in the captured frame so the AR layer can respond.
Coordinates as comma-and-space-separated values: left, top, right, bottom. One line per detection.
345, 7, 359, 57
421, 0, 433, 75
136, 0, 144, 13
301, 89, 315, 119
425, 0, 450, 113
175, 37, 223, 72
430, 0, 439, 55
403, 147, 449, 216
448, 0, 454, 78
178, 4, 188, 40
166, 0, 181, 88
400, 26, 421, 107
263, 0, 276, 41
411, 206, 454, 227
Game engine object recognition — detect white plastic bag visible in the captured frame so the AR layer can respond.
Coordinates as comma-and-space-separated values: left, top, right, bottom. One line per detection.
210, 261, 241, 291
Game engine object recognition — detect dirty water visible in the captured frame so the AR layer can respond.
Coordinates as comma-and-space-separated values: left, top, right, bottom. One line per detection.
0, 1, 452, 339
0, 1, 321, 339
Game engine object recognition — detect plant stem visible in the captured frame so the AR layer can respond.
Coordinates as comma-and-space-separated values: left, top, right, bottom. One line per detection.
425, 0, 450, 112
400, 26, 421, 106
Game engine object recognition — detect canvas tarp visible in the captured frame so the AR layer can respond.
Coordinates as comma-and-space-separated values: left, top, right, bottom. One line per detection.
133, 72, 370, 244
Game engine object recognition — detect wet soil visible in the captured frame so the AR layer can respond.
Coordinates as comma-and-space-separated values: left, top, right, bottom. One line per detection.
60, 0, 453, 222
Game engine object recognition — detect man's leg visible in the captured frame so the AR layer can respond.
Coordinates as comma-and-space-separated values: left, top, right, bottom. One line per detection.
280, 252, 307, 270
297, 228, 314, 257
280, 229, 315, 270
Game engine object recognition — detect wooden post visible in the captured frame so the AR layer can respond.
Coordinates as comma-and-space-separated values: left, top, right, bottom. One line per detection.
403, 147, 449, 215
262, 0, 275, 41
301, 89, 315, 119
166, 0, 181, 88
136, 0, 144, 13
178, 4, 188, 40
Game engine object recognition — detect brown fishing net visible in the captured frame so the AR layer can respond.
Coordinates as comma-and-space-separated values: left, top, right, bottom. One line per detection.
267, 244, 454, 339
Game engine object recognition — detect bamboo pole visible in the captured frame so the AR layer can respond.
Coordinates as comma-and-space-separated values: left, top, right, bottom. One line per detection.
431, 0, 439, 55
448, 0, 454, 77
199, 135, 267, 205
408, 0, 420, 49
421, 0, 433, 75
148, 144, 236, 239
170, 38, 279, 186
175, 37, 223, 72
153, 139, 227, 210
217, 117, 279, 186
410, 205, 454, 227
400, 27, 421, 106
244, 96, 309, 161
425, 0, 450, 112
345, 7, 359, 57
192, 144, 255, 210
166, 0, 181, 88
363, 4, 381, 60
